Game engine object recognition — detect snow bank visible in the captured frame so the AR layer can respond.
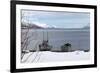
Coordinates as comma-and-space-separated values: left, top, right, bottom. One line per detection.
22, 51, 90, 63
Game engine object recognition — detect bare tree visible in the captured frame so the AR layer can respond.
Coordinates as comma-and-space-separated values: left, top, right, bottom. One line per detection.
21, 12, 33, 59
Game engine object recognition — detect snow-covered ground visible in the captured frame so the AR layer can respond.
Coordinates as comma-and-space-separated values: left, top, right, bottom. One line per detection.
22, 51, 90, 63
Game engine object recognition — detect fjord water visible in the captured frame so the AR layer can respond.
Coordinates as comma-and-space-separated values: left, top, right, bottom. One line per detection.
22, 28, 90, 51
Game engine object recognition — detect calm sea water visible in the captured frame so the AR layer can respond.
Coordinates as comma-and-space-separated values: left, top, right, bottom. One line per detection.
22, 29, 90, 51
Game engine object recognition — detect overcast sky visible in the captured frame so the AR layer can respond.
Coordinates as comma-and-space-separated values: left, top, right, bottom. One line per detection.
21, 10, 90, 28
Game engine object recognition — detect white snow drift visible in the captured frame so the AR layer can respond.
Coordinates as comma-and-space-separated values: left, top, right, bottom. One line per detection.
22, 51, 90, 63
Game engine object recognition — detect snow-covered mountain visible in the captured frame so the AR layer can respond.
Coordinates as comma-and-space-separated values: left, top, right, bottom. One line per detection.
32, 22, 50, 28
21, 20, 56, 29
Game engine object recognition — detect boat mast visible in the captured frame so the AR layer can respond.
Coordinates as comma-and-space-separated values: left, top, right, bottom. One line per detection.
47, 30, 48, 42
43, 30, 44, 41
